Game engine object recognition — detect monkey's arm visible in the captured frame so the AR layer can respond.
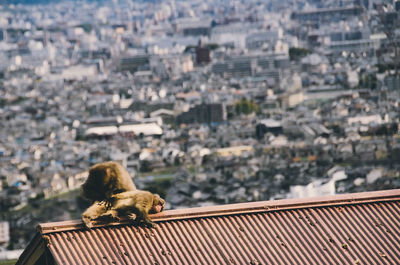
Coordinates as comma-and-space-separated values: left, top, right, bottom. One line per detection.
134, 198, 157, 228
82, 203, 108, 228
136, 209, 156, 228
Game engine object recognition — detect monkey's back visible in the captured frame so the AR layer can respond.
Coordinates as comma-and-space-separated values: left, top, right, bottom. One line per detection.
82, 161, 136, 202
112, 190, 154, 212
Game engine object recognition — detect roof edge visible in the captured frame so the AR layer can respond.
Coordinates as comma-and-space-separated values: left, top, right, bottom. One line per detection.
38, 189, 400, 234
15, 233, 46, 265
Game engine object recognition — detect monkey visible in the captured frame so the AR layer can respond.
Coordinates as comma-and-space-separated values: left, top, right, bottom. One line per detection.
107, 190, 165, 227
82, 190, 165, 228
81, 161, 136, 206
80, 161, 138, 228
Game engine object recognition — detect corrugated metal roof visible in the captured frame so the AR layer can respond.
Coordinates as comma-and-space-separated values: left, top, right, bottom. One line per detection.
17, 189, 400, 265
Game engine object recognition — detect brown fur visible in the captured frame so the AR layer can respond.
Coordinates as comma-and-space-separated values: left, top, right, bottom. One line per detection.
81, 190, 165, 228
81, 202, 109, 228
81, 161, 136, 203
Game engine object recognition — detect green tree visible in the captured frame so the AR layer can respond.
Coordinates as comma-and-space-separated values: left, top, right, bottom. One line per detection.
289, 47, 309, 61
234, 98, 259, 115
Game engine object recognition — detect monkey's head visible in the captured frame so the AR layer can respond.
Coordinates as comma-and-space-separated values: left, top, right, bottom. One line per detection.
81, 181, 104, 202
150, 194, 165, 214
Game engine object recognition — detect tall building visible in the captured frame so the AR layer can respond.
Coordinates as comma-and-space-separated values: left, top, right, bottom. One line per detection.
120, 55, 150, 73
385, 76, 400, 90
212, 54, 289, 78
196, 46, 211, 64
177, 103, 226, 124
212, 58, 256, 77
291, 6, 365, 23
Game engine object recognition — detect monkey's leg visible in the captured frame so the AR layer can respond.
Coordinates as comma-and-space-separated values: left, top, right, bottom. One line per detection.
136, 210, 156, 228
98, 209, 119, 221
110, 191, 136, 200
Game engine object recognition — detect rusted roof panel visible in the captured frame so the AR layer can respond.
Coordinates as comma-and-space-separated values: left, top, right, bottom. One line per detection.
17, 189, 400, 265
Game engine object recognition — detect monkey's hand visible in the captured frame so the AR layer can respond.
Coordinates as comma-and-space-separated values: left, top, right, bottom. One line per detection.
82, 216, 94, 229
127, 213, 137, 221
141, 217, 157, 228
97, 200, 113, 209
130, 216, 156, 228
97, 201, 106, 206
144, 221, 157, 228
105, 200, 113, 209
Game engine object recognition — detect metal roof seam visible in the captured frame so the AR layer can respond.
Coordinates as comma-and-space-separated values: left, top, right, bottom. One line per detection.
191, 218, 225, 264
329, 205, 383, 264
64, 231, 87, 265
73, 230, 99, 264
311, 208, 354, 264
53, 233, 75, 265
276, 210, 319, 265
148, 223, 176, 265
120, 226, 149, 264
136, 226, 164, 265
108, 228, 132, 264
84, 229, 109, 265
133, 226, 163, 265
213, 216, 248, 264
180, 219, 210, 264
254, 212, 292, 264
113, 226, 139, 264
201, 217, 232, 264
170, 220, 200, 264
321, 207, 364, 263
188, 218, 216, 264
214, 216, 249, 264
320, 207, 364, 264
87, 228, 116, 265
232, 214, 267, 265
308, 207, 357, 264
305, 208, 346, 264
267, 210, 306, 265
156, 222, 187, 264
238, 214, 276, 265
382, 202, 400, 234
368, 204, 400, 257
356, 204, 400, 264
102, 227, 129, 265
346, 205, 391, 264
163, 221, 193, 264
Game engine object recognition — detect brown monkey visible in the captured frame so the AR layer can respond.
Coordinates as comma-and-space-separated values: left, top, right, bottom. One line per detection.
83, 190, 165, 228
108, 190, 165, 227
81, 161, 136, 204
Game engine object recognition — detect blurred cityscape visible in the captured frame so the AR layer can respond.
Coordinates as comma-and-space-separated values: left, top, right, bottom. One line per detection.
0, 0, 400, 256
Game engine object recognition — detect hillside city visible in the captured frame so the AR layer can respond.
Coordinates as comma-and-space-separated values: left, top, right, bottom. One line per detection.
0, 0, 400, 256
